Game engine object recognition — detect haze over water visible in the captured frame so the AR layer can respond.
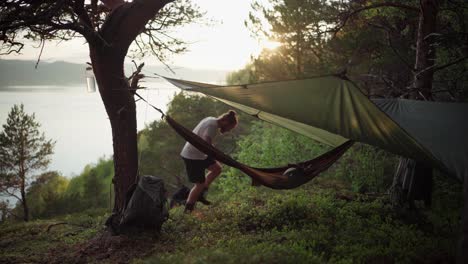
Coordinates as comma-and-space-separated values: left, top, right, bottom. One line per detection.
0, 80, 178, 176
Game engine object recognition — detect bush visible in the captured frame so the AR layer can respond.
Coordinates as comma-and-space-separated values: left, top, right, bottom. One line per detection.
332, 143, 398, 193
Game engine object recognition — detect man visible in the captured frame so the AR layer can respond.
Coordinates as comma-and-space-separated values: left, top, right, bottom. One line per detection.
180, 110, 238, 213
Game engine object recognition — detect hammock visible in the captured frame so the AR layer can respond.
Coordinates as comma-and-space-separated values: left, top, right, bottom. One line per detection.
165, 116, 353, 190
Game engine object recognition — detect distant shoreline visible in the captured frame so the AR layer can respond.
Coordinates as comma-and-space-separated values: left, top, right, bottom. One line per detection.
0, 59, 229, 88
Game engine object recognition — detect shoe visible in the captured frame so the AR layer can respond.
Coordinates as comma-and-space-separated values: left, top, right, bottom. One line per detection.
198, 189, 211, 205
184, 203, 195, 213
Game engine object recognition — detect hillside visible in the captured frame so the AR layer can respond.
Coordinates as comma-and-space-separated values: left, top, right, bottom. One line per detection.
0, 59, 228, 88
0, 175, 461, 264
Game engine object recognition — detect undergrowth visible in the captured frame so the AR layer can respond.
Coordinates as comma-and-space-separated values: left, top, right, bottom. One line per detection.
0, 174, 461, 264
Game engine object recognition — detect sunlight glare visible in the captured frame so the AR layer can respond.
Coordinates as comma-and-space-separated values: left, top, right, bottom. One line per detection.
261, 40, 281, 50
250, 39, 282, 58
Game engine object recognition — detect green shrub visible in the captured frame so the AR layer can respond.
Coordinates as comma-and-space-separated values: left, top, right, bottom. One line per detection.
332, 143, 398, 193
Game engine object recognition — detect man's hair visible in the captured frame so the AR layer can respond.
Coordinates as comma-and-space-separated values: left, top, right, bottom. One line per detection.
219, 110, 238, 126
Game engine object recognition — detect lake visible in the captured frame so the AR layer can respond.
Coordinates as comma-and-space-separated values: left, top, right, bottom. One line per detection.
0, 80, 179, 177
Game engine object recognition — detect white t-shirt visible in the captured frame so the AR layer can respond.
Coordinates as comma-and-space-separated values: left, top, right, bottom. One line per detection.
180, 117, 218, 160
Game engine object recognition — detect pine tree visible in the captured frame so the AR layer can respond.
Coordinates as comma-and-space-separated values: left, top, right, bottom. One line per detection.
0, 104, 54, 221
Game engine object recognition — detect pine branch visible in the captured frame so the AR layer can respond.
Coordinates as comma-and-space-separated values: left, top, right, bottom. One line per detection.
1, 188, 22, 202
332, 2, 419, 35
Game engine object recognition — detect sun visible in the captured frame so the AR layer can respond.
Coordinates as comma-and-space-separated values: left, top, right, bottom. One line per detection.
260, 39, 282, 50
250, 39, 282, 58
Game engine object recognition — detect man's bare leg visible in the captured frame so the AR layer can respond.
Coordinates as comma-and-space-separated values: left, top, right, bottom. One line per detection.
186, 162, 222, 211
205, 162, 222, 188
196, 162, 222, 205
185, 183, 205, 212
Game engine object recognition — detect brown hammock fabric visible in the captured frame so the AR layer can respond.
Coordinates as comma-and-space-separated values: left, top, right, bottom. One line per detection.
166, 116, 354, 190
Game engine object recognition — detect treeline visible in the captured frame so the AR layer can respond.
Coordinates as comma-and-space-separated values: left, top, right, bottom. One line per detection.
228, 0, 467, 102
7, 158, 114, 219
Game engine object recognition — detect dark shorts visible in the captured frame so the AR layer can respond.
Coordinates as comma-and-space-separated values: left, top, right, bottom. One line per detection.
182, 156, 216, 183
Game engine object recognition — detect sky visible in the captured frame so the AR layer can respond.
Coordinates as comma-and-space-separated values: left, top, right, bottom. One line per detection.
0, 0, 278, 177
2, 0, 272, 71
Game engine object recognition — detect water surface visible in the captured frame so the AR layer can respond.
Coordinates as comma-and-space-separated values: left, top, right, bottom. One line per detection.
0, 80, 178, 176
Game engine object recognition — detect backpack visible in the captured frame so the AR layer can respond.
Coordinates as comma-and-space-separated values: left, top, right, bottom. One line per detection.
120, 175, 169, 232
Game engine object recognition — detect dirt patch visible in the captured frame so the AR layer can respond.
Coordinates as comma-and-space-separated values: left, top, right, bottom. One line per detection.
47, 231, 157, 264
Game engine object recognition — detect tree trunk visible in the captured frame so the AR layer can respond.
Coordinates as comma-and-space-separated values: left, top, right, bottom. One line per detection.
411, 0, 438, 100
20, 183, 29, 222
296, 30, 303, 78
391, 1, 439, 205
20, 132, 29, 221
82, 0, 173, 232
90, 47, 138, 215
459, 173, 468, 264
401, 1, 468, 262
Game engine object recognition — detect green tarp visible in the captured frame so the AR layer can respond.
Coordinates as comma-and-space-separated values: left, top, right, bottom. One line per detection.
164, 76, 468, 182
373, 99, 468, 182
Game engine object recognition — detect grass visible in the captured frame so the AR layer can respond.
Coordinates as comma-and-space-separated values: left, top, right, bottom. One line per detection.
0, 209, 105, 263
0, 175, 461, 264
136, 175, 460, 264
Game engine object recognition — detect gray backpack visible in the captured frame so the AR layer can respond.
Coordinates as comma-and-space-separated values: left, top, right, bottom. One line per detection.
120, 175, 169, 232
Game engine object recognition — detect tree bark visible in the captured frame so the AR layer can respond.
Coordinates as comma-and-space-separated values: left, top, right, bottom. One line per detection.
86, 0, 173, 221
392, 0, 439, 198
411, 0, 438, 100
20, 182, 29, 222
406, 2, 468, 262
90, 46, 138, 214
296, 30, 303, 78
20, 134, 29, 221
391, 1, 439, 206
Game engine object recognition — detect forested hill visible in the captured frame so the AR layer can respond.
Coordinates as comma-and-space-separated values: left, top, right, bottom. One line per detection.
0, 59, 228, 88
0, 60, 83, 87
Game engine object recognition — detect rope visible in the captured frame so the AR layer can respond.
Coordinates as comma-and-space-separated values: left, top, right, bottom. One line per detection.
134, 90, 186, 191
134, 92, 166, 118
135, 89, 150, 183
